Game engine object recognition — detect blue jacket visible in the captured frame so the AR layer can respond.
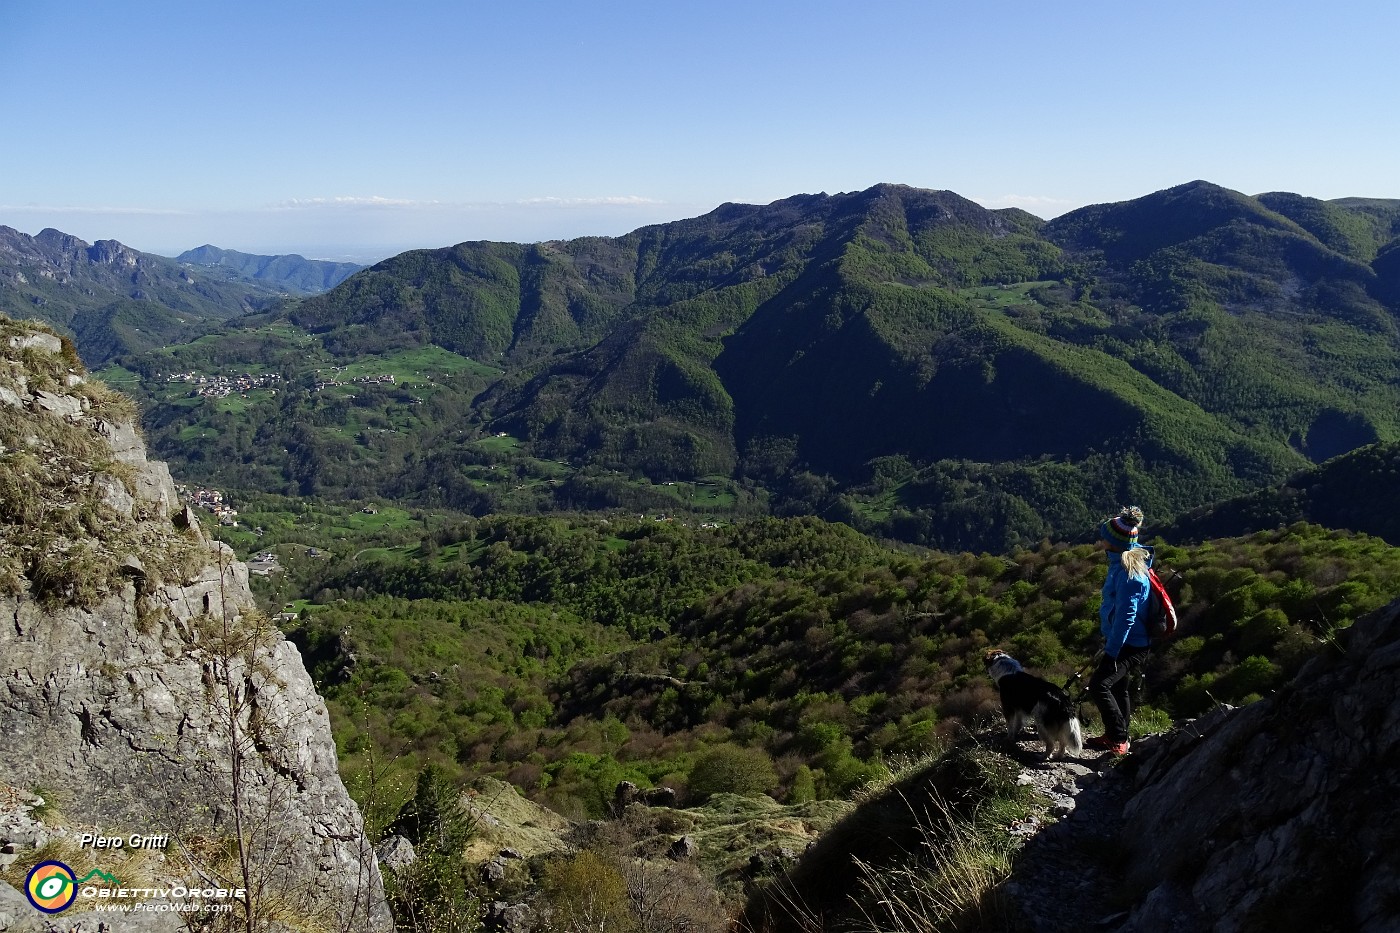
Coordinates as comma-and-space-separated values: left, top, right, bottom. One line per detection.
1100, 545, 1153, 657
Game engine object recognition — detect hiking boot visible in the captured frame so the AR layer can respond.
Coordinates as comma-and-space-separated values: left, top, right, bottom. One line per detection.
1084, 735, 1115, 750
1107, 740, 1131, 755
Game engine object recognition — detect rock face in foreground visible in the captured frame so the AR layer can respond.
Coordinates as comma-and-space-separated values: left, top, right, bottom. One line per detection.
0, 318, 392, 930
1117, 598, 1400, 932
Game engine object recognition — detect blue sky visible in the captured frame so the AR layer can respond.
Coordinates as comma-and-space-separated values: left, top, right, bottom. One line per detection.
2, 0, 1396, 262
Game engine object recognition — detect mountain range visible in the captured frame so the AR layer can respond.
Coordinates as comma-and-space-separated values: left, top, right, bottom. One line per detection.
0, 227, 362, 365
67, 180, 1400, 550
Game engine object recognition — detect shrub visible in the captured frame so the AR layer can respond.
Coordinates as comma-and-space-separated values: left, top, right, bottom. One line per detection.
788, 764, 817, 804
687, 744, 777, 801
1129, 705, 1173, 738
383, 764, 477, 931
541, 850, 631, 933
1237, 608, 1289, 655
1214, 655, 1283, 704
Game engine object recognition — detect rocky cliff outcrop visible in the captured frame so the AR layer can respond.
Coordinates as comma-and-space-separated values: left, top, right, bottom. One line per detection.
1113, 597, 1400, 932
0, 317, 392, 930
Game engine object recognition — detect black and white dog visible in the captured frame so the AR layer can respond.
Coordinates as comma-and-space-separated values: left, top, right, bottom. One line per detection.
983, 649, 1083, 759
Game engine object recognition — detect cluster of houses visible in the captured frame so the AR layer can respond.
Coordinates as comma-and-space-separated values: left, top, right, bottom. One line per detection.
166, 371, 282, 399
247, 551, 283, 577
314, 372, 397, 392
179, 485, 239, 526
174, 487, 287, 576
160, 369, 398, 398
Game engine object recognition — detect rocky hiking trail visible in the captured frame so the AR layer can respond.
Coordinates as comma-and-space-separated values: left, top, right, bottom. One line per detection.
993, 725, 1208, 933
996, 741, 1136, 932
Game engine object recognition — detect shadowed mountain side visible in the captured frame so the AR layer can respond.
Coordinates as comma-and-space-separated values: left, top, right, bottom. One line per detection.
1162, 440, 1400, 545
1255, 192, 1400, 262
1045, 181, 1396, 337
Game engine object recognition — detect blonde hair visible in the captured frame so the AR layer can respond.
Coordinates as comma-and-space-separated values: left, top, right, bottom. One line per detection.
1120, 547, 1150, 578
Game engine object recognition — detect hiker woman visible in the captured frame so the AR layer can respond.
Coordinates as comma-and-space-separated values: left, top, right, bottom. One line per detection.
1086, 506, 1152, 754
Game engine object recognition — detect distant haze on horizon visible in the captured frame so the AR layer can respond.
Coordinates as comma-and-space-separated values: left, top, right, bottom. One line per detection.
0, 188, 1089, 265
3, 0, 1398, 263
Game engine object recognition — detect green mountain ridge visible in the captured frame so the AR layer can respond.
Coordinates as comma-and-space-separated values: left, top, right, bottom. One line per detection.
106, 180, 1400, 551
176, 244, 364, 294
1162, 438, 1400, 545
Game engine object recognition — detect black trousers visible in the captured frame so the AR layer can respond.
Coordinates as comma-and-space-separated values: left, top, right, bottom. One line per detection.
1089, 645, 1150, 741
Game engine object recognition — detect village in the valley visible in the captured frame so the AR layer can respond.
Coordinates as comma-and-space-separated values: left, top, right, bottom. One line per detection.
178, 480, 377, 584
166, 370, 283, 398
164, 366, 397, 399
177, 484, 287, 577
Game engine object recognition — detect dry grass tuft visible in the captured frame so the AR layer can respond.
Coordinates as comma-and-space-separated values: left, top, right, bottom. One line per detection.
854, 793, 1016, 933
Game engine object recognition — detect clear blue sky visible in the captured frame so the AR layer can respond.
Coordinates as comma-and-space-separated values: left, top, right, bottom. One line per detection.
2, 0, 1396, 262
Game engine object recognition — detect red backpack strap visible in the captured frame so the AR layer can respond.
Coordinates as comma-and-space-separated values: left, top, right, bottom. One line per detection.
1146, 569, 1178, 638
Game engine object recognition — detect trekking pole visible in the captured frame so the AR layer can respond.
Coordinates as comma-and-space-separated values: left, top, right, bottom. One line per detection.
1063, 649, 1103, 701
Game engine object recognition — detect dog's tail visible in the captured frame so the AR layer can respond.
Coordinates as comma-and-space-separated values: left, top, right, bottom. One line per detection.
1066, 714, 1084, 755
1050, 687, 1084, 755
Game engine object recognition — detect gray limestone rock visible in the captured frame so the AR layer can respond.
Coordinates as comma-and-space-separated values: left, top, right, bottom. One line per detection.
667, 835, 699, 861
93, 473, 136, 519
484, 900, 532, 933
94, 420, 177, 517
7, 334, 62, 354
32, 391, 82, 420
0, 881, 44, 933
0, 585, 391, 930
479, 857, 507, 886
375, 834, 417, 873
0, 349, 393, 931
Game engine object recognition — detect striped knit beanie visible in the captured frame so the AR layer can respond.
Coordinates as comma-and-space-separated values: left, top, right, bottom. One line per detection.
1100, 506, 1143, 549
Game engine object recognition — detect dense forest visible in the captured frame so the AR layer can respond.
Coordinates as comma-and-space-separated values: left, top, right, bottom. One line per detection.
251, 512, 1400, 823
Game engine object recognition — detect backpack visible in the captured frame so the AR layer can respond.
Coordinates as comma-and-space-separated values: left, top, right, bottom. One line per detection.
1144, 567, 1179, 642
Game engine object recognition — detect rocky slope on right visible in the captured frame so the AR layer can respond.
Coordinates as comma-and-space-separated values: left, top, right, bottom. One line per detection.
738, 590, 1398, 933
1002, 594, 1399, 933
1108, 599, 1399, 931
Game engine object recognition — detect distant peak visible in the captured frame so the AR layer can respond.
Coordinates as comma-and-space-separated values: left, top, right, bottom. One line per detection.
35, 227, 91, 250
177, 244, 228, 263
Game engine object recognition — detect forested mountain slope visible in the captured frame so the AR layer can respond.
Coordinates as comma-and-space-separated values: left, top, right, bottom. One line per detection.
114, 182, 1400, 551
1163, 439, 1400, 544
